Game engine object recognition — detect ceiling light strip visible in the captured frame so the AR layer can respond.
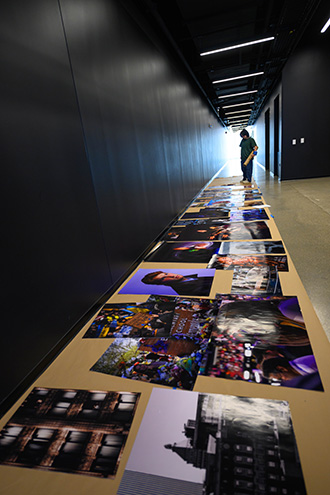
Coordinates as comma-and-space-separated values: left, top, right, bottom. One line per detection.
225, 109, 252, 115
227, 117, 250, 122
218, 90, 257, 99
226, 113, 251, 118
228, 117, 250, 122
223, 102, 254, 109
321, 18, 330, 33
212, 71, 264, 84
201, 37, 274, 56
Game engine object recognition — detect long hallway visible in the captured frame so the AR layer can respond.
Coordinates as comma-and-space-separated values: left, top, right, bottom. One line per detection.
218, 159, 330, 342
1, 169, 330, 494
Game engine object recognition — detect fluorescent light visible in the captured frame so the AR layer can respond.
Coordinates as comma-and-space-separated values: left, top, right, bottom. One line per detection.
225, 109, 251, 115
228, 118, 250, 123
228, 116, 250, 120
321, 18, 330, 33
228, 120, 249, 125
212, 71, 264, 84
200, 37, 274, 56
223, 101, 254, 109
226, 113, 251, 118
218, 90, 257, 99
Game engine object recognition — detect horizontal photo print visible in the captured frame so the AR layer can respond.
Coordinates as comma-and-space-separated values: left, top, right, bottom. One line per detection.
119, 268, 215, 297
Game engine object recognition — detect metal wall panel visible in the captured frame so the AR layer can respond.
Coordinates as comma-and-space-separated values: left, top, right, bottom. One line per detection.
1, 0, 225, 406
1, 0, 112, 404
281, 0, 330, 180
60, 0, 223, 283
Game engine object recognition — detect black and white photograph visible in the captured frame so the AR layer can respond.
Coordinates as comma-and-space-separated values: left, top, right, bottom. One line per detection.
118, 388, 306, 495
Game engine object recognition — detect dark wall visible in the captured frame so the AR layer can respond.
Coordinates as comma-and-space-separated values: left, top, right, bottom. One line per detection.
1, 0, 112, 406
1, 0, 224, 406
255, 82, 282, 179
59, 0, 223, 282
281, 0, 330, 180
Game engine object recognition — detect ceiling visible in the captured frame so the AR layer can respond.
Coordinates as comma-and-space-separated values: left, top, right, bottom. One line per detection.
132, 0, 322, 130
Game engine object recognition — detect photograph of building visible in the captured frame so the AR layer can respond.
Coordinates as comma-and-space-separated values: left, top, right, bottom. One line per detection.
118, 388, 306, 495
0, 388, 140, 478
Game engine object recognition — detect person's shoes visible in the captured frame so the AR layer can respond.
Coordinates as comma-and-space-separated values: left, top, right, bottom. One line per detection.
242, 180, 251, 184
240, 179, 245, 183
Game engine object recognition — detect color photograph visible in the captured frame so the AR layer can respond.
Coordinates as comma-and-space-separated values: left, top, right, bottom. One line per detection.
144, 241, 220, 263
205, 199, 264, 208
229, 208, 269, 222
207, 254, 288, 271
83, 296, 219, 340
218, 240, 285, 255
170, 297, 219, 339
91, 337, 208, 390
191, 199, 264, 208
0, 387, 140, 478
83, 296, 177, 338
204, 295, 323, 390
118, 388, 306, 495
180, 208, 230, 219
175, 219, 228, 226
119, 268, 215, 297
164, 221, 271, 242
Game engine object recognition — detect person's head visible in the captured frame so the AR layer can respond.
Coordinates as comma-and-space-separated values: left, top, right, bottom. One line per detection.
262, 357, 299, 381
141, 271, 185, 285
240, 129, 249, 139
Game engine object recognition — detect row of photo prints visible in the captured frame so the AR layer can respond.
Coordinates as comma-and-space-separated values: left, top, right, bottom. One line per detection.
0, 181, 313, 493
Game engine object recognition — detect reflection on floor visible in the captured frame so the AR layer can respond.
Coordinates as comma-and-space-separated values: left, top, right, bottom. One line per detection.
218, 159, 330, 342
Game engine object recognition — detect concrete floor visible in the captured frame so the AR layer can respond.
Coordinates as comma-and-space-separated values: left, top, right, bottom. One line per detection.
218, 159, 330, 342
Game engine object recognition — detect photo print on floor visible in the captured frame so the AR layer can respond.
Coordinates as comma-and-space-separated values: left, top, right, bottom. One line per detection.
91, 337, 209, 390
231, 266, 282, 296
180, 208, 230, 220
207, 254, 288, 271
164, 221, 272, 242
117, 388, 306, 495
119, 268, 215, 297
144, 241, 220, 263
83, 296, 218, 340
218, 240, 285, 255
200, 295, 323, 391
229, 208, 269, 222
0, 387, 140, 478
83, 295, 177, 339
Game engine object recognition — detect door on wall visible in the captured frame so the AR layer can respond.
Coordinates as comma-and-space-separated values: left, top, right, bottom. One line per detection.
265, 109, 270, 171
274, 95, 280, 177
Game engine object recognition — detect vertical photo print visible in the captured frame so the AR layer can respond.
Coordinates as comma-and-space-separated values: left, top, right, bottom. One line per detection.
118, 388, 306, 495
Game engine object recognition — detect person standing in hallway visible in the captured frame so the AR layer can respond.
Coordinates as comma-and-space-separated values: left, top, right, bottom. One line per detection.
239, 129, 258, 184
